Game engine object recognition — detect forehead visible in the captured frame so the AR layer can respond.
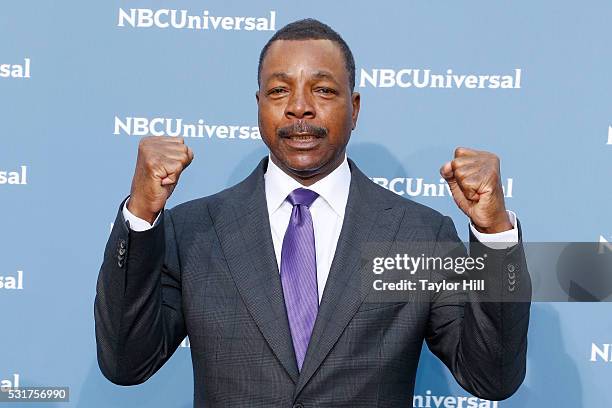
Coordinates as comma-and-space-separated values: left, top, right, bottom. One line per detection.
260, 39, 347, 83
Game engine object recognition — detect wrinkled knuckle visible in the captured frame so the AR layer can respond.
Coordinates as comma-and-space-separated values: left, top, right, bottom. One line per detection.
486, 151, 498, 161
450, 159, 460, 171
455, 146, 467, 157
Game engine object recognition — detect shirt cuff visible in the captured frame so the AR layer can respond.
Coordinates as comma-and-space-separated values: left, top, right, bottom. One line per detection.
122, 197, 162, 232
469, 210, 519, 250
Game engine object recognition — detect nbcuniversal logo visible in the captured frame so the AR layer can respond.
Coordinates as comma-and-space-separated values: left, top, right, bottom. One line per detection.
591, 343, 612, 362
117, 8, 277, 31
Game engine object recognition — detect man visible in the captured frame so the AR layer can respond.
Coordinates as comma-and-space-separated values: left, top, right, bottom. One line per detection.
95, 19, 530, 407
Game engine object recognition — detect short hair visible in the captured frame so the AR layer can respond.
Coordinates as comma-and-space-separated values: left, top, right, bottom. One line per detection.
258, 18, 356, 91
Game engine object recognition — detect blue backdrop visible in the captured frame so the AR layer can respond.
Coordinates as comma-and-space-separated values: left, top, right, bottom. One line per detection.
1, 1, 611, 407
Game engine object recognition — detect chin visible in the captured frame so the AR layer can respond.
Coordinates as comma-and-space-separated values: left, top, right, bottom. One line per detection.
282, 153, 327, 174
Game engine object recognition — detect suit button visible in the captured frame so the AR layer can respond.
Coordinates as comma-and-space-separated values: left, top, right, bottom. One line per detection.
118, 247, 126, 256
507, 264, 516, 273
119, 240, 126, 249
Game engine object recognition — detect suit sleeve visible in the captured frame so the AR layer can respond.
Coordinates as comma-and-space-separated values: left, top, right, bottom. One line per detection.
94, 197, 186, 385
425, 215, 531, 401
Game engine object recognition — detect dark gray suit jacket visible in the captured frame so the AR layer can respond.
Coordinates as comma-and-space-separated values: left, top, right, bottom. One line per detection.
95, 157, 530, 407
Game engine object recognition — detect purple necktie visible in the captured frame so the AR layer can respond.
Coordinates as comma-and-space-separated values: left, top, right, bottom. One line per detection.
281, 188, 319, 371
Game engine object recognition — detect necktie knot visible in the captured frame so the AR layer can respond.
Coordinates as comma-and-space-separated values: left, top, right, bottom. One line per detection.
287, 188, 319, 208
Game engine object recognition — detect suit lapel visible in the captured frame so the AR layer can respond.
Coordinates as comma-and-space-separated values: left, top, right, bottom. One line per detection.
294, 160, 405, 399
209, 159, 299, 383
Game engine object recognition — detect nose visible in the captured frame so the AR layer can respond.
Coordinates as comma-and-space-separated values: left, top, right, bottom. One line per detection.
284, 87, 315, 120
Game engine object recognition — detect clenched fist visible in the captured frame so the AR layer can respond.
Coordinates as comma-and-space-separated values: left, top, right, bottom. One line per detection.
127, 136, 194, 224
440, 147, 512, 234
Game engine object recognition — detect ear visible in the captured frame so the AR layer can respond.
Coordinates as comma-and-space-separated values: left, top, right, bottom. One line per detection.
351, 92, 361, 130
255, 90, 260, 104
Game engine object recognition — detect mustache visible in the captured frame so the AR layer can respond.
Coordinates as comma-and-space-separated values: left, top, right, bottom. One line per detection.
277, 121, 328, 138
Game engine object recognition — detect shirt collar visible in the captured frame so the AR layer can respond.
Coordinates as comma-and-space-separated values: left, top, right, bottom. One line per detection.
264, 154, 351, 218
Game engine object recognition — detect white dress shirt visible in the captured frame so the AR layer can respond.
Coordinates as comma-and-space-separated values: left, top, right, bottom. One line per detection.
264, 156, 350, 303
123, 156, 519, 303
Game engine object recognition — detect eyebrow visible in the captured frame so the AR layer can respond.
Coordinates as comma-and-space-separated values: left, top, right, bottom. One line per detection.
268, 72, 291, 82
312, 70, 337, 81
266, 70, 339, 83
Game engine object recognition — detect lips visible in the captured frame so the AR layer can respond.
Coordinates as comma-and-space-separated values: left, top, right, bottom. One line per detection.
285, 133, 320, 139
281, 133, 323, 150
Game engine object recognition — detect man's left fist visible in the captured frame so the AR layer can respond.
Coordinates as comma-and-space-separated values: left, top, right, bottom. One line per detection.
440, 147, 512, 234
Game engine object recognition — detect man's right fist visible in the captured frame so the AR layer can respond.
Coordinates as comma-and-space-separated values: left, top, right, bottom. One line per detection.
127, 136, 194, 224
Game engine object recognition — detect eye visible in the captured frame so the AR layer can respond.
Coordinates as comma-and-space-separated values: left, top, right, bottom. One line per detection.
268, 87, 288, 95
315, 87, 337, 95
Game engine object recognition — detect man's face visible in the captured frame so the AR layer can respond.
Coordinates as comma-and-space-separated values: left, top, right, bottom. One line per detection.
256, 39, 360, 184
